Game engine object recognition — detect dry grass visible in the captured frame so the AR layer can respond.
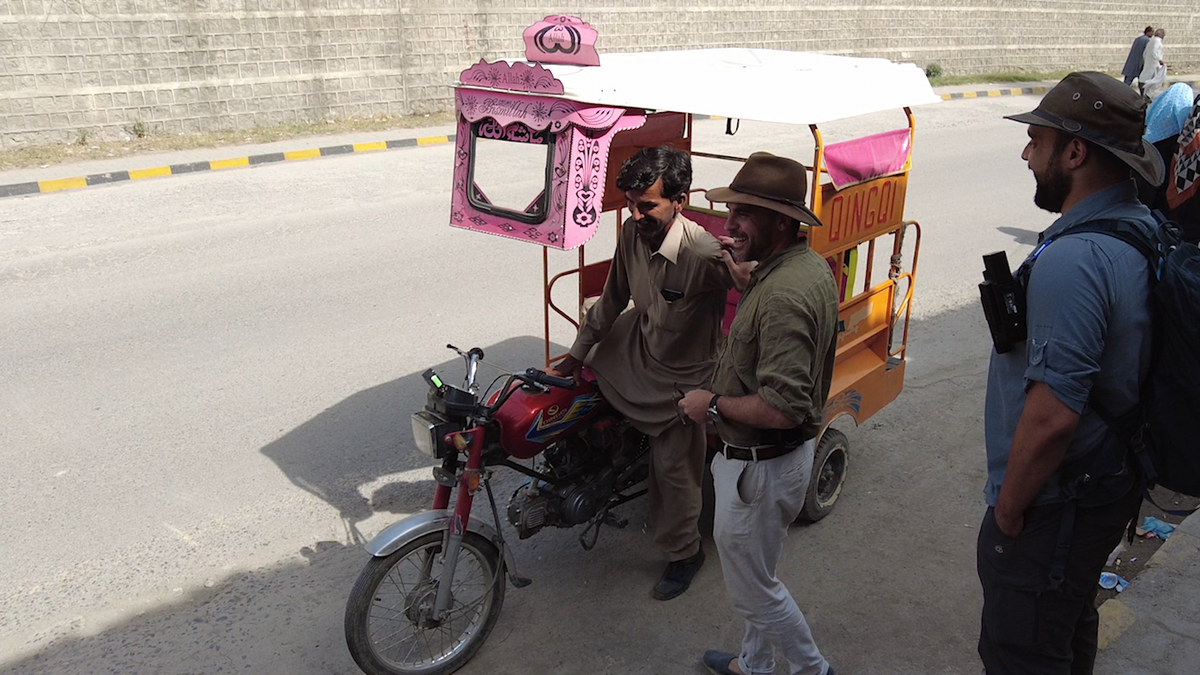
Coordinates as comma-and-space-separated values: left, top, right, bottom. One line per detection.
0, 112, 456, 171
928, 71, 1074, 87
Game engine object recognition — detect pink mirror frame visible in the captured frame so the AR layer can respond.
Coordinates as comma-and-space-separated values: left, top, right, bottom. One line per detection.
450, 89, 645, 249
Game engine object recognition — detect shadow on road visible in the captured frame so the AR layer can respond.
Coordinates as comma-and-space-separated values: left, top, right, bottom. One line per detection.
1, 540, 366, 675
2, 305, 1006, 675
996, 225, 1040, 246
260, 336, 554, 542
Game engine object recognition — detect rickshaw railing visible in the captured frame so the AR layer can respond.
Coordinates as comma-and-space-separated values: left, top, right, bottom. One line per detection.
690, 151, 750, 163
887, 220, 921, 362
544, 245, 581, 366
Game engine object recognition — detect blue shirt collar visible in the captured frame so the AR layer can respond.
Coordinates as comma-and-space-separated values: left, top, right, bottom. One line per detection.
1041, 180, 1140, 242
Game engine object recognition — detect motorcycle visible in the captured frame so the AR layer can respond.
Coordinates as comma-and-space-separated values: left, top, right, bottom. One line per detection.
343, 345, 650, 675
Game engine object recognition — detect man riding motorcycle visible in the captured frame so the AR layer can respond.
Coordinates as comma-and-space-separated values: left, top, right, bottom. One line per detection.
551, 145, 741, 600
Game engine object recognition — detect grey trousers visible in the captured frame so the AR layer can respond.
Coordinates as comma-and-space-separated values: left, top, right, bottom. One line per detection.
712, 439, 829, 675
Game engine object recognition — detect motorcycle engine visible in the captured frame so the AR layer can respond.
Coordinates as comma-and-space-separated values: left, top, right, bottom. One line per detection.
507, 416, 644, 539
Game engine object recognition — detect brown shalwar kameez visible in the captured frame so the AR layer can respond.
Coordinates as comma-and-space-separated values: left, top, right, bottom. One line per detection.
569, 214, 731, 560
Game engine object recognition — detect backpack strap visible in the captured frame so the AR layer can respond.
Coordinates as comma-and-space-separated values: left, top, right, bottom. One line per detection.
1047, 499, 1076, 592
1057, 217, 1199, 515
1050, 217, 1157, 445
1060, 218, 1159, 264
1017, 218, 1157, 287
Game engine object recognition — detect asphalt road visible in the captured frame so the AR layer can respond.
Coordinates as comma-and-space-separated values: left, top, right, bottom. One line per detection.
1, 94, 1056, 675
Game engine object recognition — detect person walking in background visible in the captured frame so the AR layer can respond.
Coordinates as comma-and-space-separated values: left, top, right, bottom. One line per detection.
1139, 28, 1165, 95
1122, 26, 1153, 87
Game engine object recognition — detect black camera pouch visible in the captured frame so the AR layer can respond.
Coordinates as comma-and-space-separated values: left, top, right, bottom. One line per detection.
979, 251, 1028, 354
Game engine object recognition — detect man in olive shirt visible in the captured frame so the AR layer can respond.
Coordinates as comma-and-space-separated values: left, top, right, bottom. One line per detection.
681, 153, 838, 675
552, 146, 734, 600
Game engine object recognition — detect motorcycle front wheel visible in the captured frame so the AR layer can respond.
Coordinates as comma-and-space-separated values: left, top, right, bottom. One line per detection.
345, 531, 505, 675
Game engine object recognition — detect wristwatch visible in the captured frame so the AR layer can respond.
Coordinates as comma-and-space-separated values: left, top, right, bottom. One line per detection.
707, 394, 723, 423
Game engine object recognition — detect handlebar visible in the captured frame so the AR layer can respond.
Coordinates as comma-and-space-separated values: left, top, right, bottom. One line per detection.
525, 368, 576, 390
448, 344, 486, 393
432, 345, 576, 422
458, 368, 573, 420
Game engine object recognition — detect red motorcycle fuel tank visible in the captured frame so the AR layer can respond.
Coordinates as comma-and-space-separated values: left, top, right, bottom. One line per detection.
492, 378, 611, 459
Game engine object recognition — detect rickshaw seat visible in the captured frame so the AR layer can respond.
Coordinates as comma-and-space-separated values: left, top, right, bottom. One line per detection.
577, 259, 612, 319
579, 259, 612, 299
682, 205, 852, 331
683, 206, 742, 335
822, 129, 910, 190
546, 258, 613, 332
683, 205, 728, 239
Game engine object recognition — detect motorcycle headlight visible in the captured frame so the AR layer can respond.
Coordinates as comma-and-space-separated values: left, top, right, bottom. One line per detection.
411, 410, 458, 458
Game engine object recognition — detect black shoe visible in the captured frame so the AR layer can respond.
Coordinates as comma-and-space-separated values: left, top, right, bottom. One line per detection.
701, 650, 740, 675
652, 549, 704, 600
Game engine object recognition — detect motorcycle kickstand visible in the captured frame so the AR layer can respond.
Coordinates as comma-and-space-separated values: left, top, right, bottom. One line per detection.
579, 507, 627, 551
603, 511, 628, 529
484, 477, 531, 588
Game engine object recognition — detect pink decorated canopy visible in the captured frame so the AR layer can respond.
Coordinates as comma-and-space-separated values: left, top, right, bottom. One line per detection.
448, 14, 938, 250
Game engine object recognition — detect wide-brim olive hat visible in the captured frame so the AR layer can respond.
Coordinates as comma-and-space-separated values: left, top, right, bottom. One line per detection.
1005, 71, 1165, 186
705, 152, 824, 227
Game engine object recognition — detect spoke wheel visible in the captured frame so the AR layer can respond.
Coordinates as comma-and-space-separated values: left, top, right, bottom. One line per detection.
345, 531, 505, 675
800, 429, 849, 523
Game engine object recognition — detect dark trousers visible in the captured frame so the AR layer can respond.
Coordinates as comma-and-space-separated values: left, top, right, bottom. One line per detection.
976, 486, 1141, 675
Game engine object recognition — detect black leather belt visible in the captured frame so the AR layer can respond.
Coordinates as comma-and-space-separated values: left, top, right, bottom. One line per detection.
719, 441, 799, 462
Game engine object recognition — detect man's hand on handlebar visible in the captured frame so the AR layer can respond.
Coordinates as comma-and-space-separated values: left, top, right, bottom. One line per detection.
548, 354, 584, 384
526, 368, 576, 390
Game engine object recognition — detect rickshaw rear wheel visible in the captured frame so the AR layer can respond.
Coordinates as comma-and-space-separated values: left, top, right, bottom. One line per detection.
800, 429, 848, 522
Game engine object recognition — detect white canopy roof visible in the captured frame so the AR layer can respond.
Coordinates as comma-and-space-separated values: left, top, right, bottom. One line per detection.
457, 49, 941, 125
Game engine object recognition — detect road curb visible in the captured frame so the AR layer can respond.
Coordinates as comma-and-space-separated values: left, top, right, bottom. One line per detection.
1, 77, 1178, 200
1096, 509, 1200, 651
0, 133, 455, 200
940, 77, 1200, 102
0, 116, 740, 200
940, 86, 1047, 101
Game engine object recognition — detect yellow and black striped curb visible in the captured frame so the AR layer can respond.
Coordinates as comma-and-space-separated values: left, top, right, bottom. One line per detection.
1, 118, 734, 199
0, 133, 454, 199
941, 86, 1047, 101
0, 92, 1050, 200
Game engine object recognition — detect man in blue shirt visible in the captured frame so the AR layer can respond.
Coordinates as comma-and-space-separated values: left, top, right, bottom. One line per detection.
978, 72, 1164, 675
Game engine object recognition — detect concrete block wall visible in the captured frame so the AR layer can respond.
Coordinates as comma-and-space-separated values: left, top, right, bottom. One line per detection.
1, 0, 1198, 148
0, 0, 408, 147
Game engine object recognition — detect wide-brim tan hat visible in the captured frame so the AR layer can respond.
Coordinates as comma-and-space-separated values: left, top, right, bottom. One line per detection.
705, 152, 824, 227
1005, 71, 1165, 186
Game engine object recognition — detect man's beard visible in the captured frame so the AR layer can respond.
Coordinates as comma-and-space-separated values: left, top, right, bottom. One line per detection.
634, 216, 668, 244
1033, 158, 1072, 213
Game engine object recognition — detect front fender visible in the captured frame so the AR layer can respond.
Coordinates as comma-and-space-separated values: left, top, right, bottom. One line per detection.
364, 509, 502, 557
